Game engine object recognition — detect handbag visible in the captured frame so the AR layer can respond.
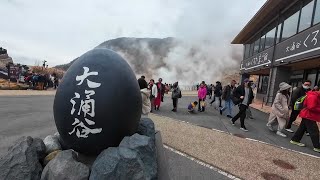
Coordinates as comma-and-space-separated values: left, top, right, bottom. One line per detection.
200, 101, 206, 107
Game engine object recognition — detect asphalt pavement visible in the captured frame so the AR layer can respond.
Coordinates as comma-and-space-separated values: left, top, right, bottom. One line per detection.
0, 95, 230, 180
153, 95, 320, 157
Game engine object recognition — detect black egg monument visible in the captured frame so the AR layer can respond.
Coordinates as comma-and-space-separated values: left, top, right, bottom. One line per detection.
53, 48, 142, 155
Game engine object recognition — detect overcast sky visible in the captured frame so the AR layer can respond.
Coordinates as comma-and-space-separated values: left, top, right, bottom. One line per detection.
0, 0, 266, 66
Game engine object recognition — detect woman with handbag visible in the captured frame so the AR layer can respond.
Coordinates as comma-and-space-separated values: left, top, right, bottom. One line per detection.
198, 82, 207, 112
171, 82, 181, 112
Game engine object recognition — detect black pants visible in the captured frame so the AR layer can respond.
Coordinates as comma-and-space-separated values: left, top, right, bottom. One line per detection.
210, 96, 221, 107
291, 118, 320, 148
172, 98, 178, 110
198, 99, 205, 112
286, 110, 300, 129
232, 104, 248, 128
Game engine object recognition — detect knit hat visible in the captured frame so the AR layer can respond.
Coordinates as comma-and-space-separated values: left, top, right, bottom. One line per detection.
279, 82, 291, 91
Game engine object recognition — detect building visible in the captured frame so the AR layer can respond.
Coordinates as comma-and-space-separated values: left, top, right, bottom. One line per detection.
232, 0, 320, 104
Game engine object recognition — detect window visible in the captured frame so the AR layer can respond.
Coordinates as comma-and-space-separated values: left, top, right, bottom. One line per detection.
265, 27, 276, 49
299, 0, 314, 32
276, 23, 282, 44
281, 11, 300, 41
253, 38, 260, 54
260, 35, 266, 52
244, 44, 250, 59
249, 42, 255, 56
258, 75, 269, 94
314, 0, 320, 24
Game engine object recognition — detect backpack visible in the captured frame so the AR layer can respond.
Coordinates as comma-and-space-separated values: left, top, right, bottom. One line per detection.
294, 95, 307, 111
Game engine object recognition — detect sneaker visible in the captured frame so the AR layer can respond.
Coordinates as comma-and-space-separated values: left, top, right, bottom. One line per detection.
285, 129, 294, 133
219, 109, 222, 115
230, 119, 235, 126
266, 124, 274, 131
240, 127, 248, 132
313, 148, 320, 153
290, 140, 306, 147
306, 132, 310, 136
276, 131, 287, 137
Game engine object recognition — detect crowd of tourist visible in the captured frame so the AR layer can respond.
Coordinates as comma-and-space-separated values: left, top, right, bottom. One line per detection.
138, 75, 320, 153
24, 73, 59, 90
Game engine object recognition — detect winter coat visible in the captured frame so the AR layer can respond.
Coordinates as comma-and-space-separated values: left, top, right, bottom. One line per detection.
222, 85, 235, 100
156, 82, 165, 96
232, 85, 254, 105
150, 84, 158, 98
138, 78, 148, 89
140, 88, 151, 114
198, 87, 207, 100
271, 92, 290, 119
214, 84, 222, 97
172, 86, 181, 99
299, 91, 320, 122
290, 87, 310, 107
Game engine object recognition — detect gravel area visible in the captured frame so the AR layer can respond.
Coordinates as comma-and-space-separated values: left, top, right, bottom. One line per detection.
0, 90, 56, 96
149, 113, 320, 180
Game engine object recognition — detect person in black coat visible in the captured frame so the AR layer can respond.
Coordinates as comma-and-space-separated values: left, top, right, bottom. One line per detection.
138, 75, 148, 89
210, 81, 222, 107
231, 78, 254, 131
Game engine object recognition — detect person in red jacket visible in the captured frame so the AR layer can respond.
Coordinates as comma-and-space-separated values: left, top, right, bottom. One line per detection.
290, 90, 320, 153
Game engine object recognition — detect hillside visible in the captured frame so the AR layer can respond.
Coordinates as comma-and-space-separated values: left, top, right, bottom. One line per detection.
55, 37, 241, 85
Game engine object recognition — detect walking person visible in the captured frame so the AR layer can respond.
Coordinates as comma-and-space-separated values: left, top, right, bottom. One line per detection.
171, 82, 181, 112
231, 78, 254, 131
149, 79, 158, 113
198, 82, 207, 112
290, 88, 320, 153
208, 84, 213, 99
220, 80, 236, 118
285, 80, 312, 133
155, 78, 165, 110
210, 81, 222, 108
266, 82, 292, 137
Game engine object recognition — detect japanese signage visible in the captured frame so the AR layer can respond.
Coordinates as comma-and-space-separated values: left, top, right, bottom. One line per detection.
9, 66, 18, 79
274, 23, 320, 64
240, 47, 273, 72
69, 67, 102, 138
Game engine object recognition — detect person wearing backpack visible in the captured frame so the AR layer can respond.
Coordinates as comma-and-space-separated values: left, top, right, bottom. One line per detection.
266, 82, 292, 137
230, 78, 254, 131
285, 80, 312, 133
171, 82, 181, 112
290, 88, 320, 153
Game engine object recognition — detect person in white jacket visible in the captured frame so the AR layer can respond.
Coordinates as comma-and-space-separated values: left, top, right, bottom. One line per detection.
140, 88, 151, 115
149, 79, 158, 112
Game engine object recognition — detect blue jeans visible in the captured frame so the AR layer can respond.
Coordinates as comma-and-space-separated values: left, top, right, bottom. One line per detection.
221, 99, 233, 116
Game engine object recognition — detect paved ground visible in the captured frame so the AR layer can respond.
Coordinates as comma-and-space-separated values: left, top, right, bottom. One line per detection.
0, 95, 228, 179
154, 95, 320, 157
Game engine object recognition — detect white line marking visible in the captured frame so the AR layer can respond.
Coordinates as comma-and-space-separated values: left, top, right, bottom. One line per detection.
164, 145, 241, 180
275, 46, 320, 62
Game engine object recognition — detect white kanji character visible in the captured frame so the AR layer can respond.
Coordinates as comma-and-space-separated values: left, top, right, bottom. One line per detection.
69, 118, 102, 138
286, 47, 290, 52
70, 92, 80, 115
76, 67, 101, 88
78, 90, 96, 117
